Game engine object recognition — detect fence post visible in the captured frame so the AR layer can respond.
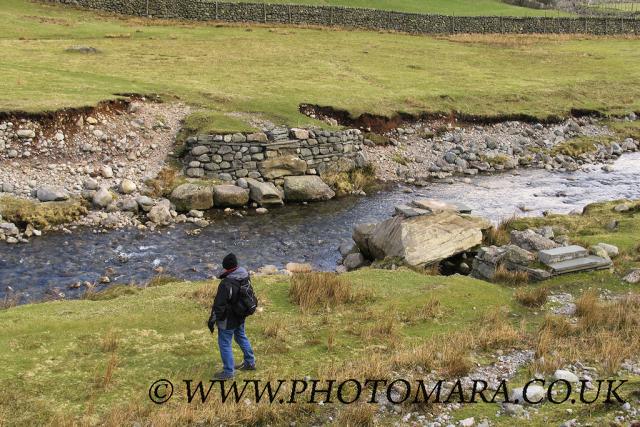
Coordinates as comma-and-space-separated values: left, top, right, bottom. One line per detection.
288, 4, 291, 24
450, 14, 454, 33
500, 16, 503, 34
329, 7, 333, 26
146, 0, 149, 17
215, 1, 218, 20
263, 3, 266, 23
584, 16, 587, 34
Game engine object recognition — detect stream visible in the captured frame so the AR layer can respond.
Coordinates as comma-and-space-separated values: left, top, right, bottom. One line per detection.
1, 152, 639, 302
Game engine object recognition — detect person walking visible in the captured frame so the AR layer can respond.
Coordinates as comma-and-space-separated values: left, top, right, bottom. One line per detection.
207, 253, 256, 380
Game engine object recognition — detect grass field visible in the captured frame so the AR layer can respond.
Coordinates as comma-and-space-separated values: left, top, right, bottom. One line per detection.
0, 0, 637, 132
216, 0, 568, 16
1, 200, 639, 425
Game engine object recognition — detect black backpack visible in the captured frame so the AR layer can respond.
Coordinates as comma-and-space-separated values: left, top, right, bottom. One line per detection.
230, 278, 258, 317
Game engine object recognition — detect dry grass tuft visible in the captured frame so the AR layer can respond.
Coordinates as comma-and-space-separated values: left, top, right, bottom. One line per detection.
263, 319, 287, 340
483, 216, 517, 246
145, 167, 179, 198
404, 297, 444, 323
190, 283, 217, 307
475, 307, 523, 350
515, 286, 549, 308
100, 330, 119, 353
289, 272, 368, 312
493, 264, 530, 286
532, 293, 640, 375
335, 403, 376, 427
94, 353, 118, 390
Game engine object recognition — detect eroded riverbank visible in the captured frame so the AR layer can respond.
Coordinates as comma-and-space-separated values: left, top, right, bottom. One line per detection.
2, 152, 640, 302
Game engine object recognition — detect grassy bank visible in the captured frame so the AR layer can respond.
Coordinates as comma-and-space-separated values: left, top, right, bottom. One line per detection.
1, 200, 639, 425
0, 1, 637, 132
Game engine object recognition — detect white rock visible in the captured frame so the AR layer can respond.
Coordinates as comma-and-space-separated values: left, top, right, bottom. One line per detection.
16, 129, 36, 139
510, 384, 545, 404
459, 417, 475, 427
119, 179, 136, 194
553, 369, 579, 383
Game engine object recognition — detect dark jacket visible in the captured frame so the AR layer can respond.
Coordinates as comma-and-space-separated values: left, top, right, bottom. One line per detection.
208, 267, 250, 330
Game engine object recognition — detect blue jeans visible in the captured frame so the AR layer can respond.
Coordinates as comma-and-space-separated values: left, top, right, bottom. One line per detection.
217, 322, 255, 376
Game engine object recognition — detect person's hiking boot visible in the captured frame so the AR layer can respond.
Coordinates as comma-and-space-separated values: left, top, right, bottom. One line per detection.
212, 371, 234, 380
234, 361, 256, 371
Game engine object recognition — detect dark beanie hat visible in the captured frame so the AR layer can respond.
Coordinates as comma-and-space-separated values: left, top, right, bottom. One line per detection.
222, 253, 238, 270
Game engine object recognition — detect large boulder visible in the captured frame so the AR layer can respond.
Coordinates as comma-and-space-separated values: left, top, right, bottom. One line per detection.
170, 183, 213, 212
213, 185, 249, 207
353, 210, 490, 267
36, 186, 69, 202
510, 229, 560, 252
283, 176, 335, 202
259, 155, 307, 180
245, 179, 284, 207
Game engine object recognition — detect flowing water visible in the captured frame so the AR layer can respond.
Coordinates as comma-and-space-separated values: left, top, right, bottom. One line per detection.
2, 153, 639, 302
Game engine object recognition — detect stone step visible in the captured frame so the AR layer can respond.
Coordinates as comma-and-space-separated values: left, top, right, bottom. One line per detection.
547, 255, 612, 275
539, 245, 589, 265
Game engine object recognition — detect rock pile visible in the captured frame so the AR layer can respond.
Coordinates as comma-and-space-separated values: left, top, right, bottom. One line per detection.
471, 228, 615, 281
366, 116, 639, 184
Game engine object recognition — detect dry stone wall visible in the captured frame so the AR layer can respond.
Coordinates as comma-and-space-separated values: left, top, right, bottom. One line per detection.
47, 0, 640, 35
183, 127, 367, 184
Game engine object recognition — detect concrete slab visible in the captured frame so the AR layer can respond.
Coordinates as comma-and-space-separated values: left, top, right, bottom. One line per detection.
539, 245, 589, 265
548, 255, 612, 275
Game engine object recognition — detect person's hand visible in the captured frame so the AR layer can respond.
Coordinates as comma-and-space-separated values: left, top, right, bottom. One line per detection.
207, 318, 215, 333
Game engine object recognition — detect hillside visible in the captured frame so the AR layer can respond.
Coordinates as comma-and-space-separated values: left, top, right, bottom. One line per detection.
0, 0, 635, 133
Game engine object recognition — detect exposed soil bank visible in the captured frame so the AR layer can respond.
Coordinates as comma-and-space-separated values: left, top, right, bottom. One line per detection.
300, 103, 618, 133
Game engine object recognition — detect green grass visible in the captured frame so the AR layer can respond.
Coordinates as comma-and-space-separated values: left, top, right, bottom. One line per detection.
216, 0, 569, 16
550, 135, 614, 156
0, 270, 517, 424
0, 0, 637, 131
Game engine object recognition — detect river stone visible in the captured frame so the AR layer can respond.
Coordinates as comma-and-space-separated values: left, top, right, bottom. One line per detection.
354, 210, 490, 267
283, 175, 335, 202
147, 199, 172, 225
83, 178, 99, 190
93, 188, 113, 208
100, 165, 114, 178
36, 186, 69, 202
510, 385, 545, 405
339, 241, 359, 257
136, 196, 155, 212
343, 253, 366, 271
213, 185, 249, 207
589, 245, 611, 261
120, 179, 136, 195
170, 183, 214, 212
553, 369, 579, 383
259, 155, 307, 180
510, 229, 560, 252
117, 197, 139, 213
245, 178, 283, 207
16, 129, 36, 139
0, 222, 19, 236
